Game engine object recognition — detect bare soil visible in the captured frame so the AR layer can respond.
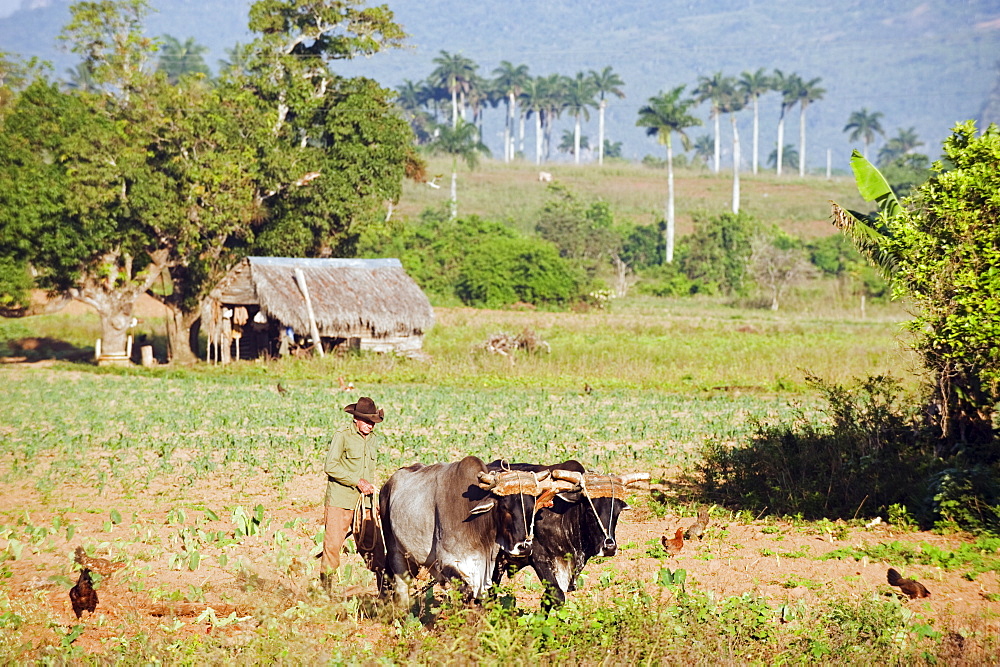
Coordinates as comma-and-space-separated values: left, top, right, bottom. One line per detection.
3, 471, 998, 656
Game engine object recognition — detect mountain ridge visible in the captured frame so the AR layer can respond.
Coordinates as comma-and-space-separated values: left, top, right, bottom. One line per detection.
2, 0, 998, 167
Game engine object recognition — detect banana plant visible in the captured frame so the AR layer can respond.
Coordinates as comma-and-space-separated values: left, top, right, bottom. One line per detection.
830, 150, 903, 282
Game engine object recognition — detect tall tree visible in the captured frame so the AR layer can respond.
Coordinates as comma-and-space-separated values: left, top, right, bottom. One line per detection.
589, 65, 625, 165
771, 69, 801, 177
157, 35, 211, 84
429, 50, 477, 129
564, 71, 597, 165
429, 119, 490, 220
717, 81, 748, 214
636, 85, 701, 263
694, 71, 727, 174
492, 60, 529, 163
843, 107, 885, 161
519, 77, 546, 165
793, 76, 825, 177
738, 68, 770, 175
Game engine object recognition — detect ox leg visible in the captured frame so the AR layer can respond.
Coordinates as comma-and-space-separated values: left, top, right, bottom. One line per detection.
392, 573, 412, 612
531, 561, 570, 612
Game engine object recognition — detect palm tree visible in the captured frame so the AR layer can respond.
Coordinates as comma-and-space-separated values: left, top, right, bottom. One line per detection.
539, 74, 568, 162
692, 134, 713, 168
217, 42, 250, 78
636, 85, 702, 263
519, 77, 546, 165
793, 76, 825, 177
558, 129, 589, 155
589, 66, 625, 165
694, 71, 728, 173
767, 144, 798, 170
843, 107, 885, 161
157, 35, 210, 84
877, 126, 923, 166
429, 51, 477, 129
429, 119, 491, 220
717, 82, 748, 213
63, 62, 98, 93
772, 69, 801, 177
565, 72, 598, 165
738, 68, 771, 175
492, 61, 530, 163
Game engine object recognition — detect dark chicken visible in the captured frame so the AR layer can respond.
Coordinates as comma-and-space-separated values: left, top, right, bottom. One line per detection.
69, 569, 98, 618
887, 567, 930, 599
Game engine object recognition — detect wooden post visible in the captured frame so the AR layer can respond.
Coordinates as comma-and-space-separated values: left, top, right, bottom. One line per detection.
141, 345, 155, 367
294, 268, 325, 358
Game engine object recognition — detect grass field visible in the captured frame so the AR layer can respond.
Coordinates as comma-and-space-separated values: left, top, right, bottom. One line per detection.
3, 294, 999, 663
396, 157, 870, 240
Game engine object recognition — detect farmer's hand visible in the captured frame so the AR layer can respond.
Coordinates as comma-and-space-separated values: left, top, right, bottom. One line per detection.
357, 478, 375, 495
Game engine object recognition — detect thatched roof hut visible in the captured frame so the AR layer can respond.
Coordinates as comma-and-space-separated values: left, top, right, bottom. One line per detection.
211, 257, 433, 356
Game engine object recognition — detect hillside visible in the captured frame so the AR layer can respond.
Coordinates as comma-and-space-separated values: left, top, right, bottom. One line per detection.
398, 157, 868, 240
2, 0, 998, 169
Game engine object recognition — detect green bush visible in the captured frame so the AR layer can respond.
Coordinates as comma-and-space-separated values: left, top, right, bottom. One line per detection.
679, 212, 762, 296
699, 374, 935, 519
455, 236, 579, 308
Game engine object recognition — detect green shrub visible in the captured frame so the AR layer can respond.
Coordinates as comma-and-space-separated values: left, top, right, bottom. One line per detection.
455, 236, 579, 308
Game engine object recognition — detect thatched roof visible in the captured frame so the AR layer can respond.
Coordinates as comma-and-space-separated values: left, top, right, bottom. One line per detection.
213, 257, 434, 338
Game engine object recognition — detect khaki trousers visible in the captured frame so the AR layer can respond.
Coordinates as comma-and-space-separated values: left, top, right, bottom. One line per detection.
322, 506, 355, 575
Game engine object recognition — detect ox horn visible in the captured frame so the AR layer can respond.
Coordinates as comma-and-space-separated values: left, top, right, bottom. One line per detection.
476, 470, 498, 490
617, 472, 651, 486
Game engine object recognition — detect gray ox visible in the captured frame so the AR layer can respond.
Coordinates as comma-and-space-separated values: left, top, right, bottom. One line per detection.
379, 455, 568, 609
490, 460, 649, 610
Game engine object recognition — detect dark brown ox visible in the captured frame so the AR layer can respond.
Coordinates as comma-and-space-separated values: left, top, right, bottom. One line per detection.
490, 460, 649, 610
379, 455, 557, 610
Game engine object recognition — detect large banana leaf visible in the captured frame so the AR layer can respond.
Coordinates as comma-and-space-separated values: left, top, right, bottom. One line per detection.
829, 150, 903, 281
850, 149, 902, 218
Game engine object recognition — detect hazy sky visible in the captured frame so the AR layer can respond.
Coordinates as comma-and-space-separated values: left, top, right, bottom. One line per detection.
0, 0, 19, 20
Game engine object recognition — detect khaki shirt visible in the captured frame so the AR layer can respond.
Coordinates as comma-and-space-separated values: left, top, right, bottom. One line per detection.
324, 421, 378, 509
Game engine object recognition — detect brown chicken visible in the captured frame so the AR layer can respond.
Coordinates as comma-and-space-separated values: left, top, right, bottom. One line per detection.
887, 567, 930, 599
684, 507, 710, 540
74, 546, 125, 577
69, 569, 98, 618
661, 528, 684, 556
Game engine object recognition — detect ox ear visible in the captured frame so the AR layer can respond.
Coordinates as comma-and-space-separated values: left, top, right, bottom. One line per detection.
469, 499, 496, 515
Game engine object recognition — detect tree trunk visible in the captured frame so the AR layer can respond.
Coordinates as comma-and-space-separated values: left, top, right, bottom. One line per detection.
712, 108, 721, 174
163, 303, 202, 364
84, 292, 135, 363
731, 114, 741, 214
574, 115, 582, 165
799, 104, 807, 177
451, 88, 458, 129
751, 96, 759, 175
598, 100, 607, 165
776, 112, 785, 176
518, 112, 526, 157
665, 135, 675, 264
535, 113, 543, 165
505, 93, 515, 163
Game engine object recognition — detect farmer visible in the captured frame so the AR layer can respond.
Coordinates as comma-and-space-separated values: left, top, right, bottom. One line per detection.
321, 396, 381, 590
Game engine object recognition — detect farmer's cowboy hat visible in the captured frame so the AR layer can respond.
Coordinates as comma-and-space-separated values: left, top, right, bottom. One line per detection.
345, 396, 384, 423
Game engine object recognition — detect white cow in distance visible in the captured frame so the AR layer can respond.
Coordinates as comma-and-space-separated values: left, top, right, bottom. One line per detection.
538, 171, 553, 182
